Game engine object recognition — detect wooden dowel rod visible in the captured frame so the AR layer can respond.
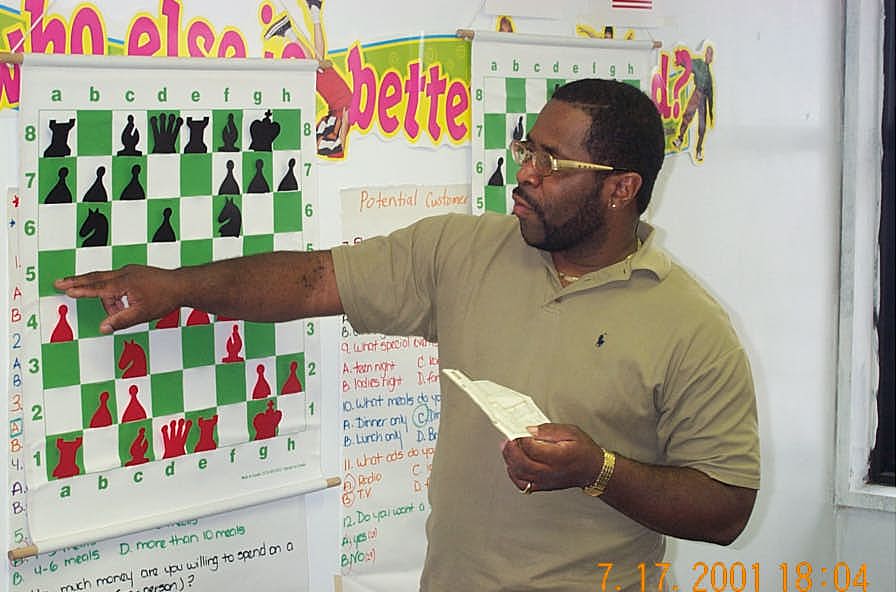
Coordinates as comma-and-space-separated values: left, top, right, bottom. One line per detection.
0, 52, 24, 65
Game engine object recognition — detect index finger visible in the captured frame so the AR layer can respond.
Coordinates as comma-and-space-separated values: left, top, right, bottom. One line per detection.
54, 270, 120, 296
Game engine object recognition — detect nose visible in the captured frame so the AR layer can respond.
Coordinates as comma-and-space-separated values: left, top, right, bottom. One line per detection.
515, 157, 542, 187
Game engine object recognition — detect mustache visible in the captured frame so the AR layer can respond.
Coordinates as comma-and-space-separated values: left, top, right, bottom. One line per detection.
512, 186, 539, 212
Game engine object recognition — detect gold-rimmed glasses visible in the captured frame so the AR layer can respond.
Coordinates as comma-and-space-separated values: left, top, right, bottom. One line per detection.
509, 139, 617, 177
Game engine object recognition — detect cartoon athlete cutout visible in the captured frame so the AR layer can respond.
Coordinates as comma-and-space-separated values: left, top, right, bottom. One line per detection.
672, 43, 715, 162
261, 0, 352, 158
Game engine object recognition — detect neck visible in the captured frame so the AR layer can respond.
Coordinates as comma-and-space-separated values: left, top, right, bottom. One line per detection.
552, 230, 641, 283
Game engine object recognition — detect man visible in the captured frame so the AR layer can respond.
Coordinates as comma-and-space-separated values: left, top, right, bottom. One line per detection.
57, 79, 759, 591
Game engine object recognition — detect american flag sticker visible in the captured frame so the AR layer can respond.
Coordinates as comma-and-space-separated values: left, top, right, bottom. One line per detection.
612, 0, 653, 9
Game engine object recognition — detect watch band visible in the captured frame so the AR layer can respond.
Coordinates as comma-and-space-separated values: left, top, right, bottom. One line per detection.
582, 448, 616, 497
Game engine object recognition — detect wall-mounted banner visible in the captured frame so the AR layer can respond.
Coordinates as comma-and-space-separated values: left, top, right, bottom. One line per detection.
1, 1, 472, 160
11, 53, 325, 564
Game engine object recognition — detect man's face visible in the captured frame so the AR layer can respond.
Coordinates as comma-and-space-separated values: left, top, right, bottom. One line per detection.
512, 100, 609, 252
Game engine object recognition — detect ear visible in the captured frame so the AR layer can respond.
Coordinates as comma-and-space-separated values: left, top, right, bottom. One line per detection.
607, 172, 642, 210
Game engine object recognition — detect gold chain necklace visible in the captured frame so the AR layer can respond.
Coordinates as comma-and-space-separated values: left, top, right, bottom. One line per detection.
557, 238, 642, 284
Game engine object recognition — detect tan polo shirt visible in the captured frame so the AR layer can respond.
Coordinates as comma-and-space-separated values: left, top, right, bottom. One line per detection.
332, 213, 759, 591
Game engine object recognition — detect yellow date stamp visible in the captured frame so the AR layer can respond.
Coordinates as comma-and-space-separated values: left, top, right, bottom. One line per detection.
596, 561, 870, 592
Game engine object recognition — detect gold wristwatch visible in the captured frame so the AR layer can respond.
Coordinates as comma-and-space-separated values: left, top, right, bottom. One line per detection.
582, 449, 616, 497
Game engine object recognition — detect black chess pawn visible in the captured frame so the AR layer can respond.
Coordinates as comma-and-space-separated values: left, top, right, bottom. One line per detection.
248, 109, 280, 152
512, 116, 524, 141
184, 116, 209, 154
44, 166, 73, 204
218, 113, 239, 152
151, 207, 177, 242
117, 114, 142, 156
43, 118, 76, 157
247, 159, 271, 193
120, 164, 146, 200
218, 160, 241, 195
487, 157, 505, 186
150, 112, 183, 154
277, 158, 299, 191
79, 208, 109, 247
83, 166, 109, 202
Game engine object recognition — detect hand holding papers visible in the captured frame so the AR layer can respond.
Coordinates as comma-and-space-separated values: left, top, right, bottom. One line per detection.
441, 369, 550, 440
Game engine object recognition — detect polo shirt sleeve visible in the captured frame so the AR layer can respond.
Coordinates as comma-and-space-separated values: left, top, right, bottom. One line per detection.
330, 214, 460, 342
656, 323, 761, 490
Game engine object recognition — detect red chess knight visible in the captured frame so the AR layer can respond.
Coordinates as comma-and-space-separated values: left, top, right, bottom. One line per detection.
118, 339, 147, 378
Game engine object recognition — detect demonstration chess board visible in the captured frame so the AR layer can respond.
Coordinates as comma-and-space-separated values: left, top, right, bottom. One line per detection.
20, 98, 316, 484
474, 76, 567, 214
469, 35, 655, 216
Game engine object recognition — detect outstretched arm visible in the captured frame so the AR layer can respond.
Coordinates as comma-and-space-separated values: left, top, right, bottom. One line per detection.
502, 423, 757, 545
54, 250, 343, 334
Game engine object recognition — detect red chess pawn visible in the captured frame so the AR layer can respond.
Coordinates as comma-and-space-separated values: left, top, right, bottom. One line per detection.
252, 364, 272, 399
50, 304, 74, 342
221, 324, 244, 363
51, 436, 83, 479
194, 414, 219, 452
280, 360, 303, 395
155, 308, 180, 329
125, 427, 150, 466
121, 384, 147, 422
186, 308, 210, 326
89, 390, 114, 428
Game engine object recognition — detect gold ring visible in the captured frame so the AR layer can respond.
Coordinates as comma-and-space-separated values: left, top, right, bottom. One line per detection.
521, 481, 532, 495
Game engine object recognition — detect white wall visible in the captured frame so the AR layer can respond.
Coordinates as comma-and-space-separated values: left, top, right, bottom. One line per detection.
650, 1, 843, 584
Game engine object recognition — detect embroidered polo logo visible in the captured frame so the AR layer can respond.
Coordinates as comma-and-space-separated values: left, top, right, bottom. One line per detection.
595, 333, 607, 348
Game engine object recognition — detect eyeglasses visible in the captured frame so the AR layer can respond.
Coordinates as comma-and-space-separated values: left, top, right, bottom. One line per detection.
509, 139, 616, 177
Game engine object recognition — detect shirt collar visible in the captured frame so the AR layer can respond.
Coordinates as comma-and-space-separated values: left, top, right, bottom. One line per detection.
536, 221, 672, 291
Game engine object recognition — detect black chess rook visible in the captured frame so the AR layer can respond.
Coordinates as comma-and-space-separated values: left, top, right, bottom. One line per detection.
44, 118, 76, 157
184, 116, 209, 154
